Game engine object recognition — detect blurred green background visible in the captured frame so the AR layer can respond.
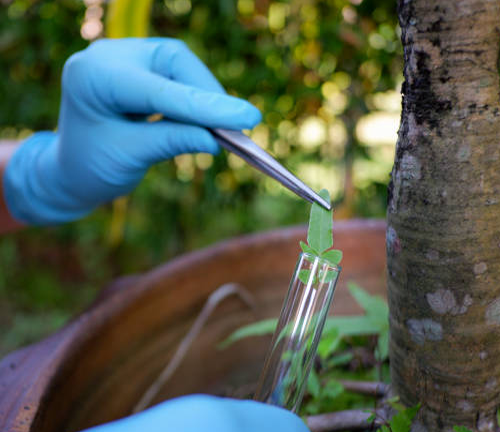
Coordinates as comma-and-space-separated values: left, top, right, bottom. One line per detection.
0, 0, 401, 357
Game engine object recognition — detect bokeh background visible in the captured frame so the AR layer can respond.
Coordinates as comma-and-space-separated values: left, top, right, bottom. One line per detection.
0, 0, 401, 356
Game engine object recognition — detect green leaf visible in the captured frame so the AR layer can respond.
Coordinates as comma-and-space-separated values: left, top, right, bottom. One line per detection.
299, 269, 312, 284
319, 268, 338, 284
317, 327, 341, 358
366, 413, 376, 423
387, 396, 406, 412
218, 318, 277, 349
323, 380, 344, 399
307, 369, 321, 398
390, 413, 411, 432
346, 283, 389, 361
323, 315, 380, 336
376, 328, 389, 361
389, 404, 420, 432
404, 404, 420, 421
327, 351, 354, 367
307, 189, 333, 254
453, 427, 473, 432
348, 282, 388, 319
321, 249, 343, 265
300, 241, 319, 256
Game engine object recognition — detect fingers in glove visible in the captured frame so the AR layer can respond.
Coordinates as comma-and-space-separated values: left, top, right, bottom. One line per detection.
103, 65, 261, 130
148, 39, 226, 94
123, 120, 220, 165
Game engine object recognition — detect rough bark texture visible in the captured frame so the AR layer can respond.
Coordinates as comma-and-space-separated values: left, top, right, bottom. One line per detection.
388, 0, 500, 430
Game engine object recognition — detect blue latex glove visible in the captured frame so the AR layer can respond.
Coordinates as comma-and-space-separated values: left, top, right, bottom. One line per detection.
3, 38, 261, 225
82, 395, 310, 432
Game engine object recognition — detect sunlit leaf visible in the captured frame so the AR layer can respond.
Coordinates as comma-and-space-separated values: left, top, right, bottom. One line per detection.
307, 189, 333, 254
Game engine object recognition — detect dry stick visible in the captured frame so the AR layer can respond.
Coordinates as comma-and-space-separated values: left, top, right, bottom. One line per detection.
306, 409, 383, 432
338, 380, 388, 398
132, 283, 257, 414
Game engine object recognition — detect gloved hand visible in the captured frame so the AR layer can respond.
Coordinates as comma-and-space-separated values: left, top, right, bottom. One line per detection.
3, 38, 261, 225
82, 395, 310, 432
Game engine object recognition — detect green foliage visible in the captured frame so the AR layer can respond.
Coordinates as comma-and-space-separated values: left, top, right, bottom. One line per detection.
320, 282, 389, 361
218, 318, 277, 349
220, 282, 390, 415
299, 241, 318, 257
453, 427, 473, 432
322, 249, 343, 264
301, 189, 342, 268
0, 0, 87, 130
1, 0, 400, 354
385, 402, 420, 432
221, 283, 388, 358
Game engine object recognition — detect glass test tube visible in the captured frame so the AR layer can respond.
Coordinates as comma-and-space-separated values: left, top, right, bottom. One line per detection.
254, 252, 341, 413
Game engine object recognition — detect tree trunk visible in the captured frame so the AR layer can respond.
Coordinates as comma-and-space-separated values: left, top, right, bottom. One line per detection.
387, 0, 500, 430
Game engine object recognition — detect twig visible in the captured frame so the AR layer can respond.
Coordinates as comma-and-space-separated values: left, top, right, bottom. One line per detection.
306, 409, 382, 432
132, 283, 256, 414
338, 380, 388, 398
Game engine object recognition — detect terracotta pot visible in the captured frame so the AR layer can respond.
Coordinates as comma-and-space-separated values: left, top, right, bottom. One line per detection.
0, 219, 386, 432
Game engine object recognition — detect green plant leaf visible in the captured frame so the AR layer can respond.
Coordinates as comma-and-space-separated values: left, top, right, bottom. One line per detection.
453, 427, 473, 432
218, 318, 277, 348
348, 282, 388, 319
376, 328, 389, 361
327, 351, 354, 367
307, 189, 333, 254
321, 249, 343, 265
307, 369, 321, 398
366, 414, 376, 423
323, 315, 379, 336
346, 283, 389, 360
390, 413, 412, 432
389, 404, 420, 432
299, 269, 312, 284
317, 327, 341, 358
323, 380, 344, 399
300, 241, 319, 256
386, 396, 405, 412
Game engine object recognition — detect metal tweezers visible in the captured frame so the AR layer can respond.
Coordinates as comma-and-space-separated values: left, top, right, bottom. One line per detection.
211, 129, 331, 211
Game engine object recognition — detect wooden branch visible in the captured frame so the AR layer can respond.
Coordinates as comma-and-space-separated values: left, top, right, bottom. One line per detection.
132, 283, 256, 414
338, 380, 388, 397
306, 409, 382, 432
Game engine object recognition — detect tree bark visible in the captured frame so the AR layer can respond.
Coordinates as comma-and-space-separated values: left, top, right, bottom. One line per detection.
388, 0, 500, 430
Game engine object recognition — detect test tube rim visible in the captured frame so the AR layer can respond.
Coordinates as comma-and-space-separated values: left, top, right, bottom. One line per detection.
299, 251, 342, 273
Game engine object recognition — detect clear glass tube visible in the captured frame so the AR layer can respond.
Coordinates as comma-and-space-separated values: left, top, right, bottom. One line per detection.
254, 252, 341, 413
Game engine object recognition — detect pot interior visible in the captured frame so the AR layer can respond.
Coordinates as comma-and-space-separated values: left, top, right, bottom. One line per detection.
7, 221, 386, 432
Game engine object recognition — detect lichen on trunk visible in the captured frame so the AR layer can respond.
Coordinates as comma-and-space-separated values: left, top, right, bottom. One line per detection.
387, 0, 500, 430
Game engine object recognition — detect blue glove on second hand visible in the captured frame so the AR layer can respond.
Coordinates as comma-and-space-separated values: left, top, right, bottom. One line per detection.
82, 395, 310, 432
4, 38, 261, 225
